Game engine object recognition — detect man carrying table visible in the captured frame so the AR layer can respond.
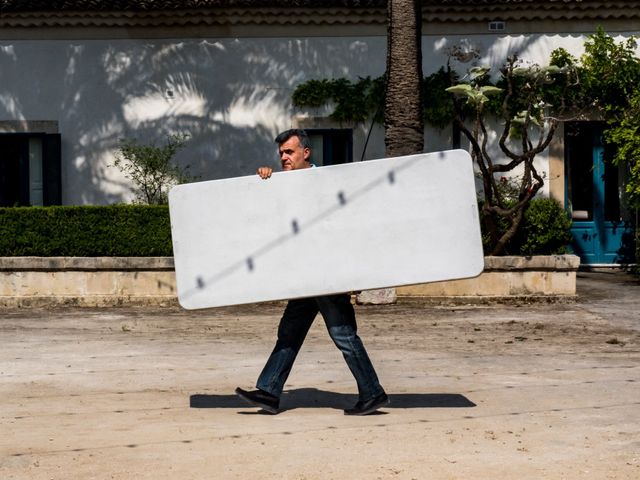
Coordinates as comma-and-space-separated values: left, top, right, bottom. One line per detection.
235, 129, 389, 416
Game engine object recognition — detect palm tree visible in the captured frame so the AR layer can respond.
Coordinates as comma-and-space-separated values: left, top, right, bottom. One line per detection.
384, 0, 424, 157
358, 0, 424, 305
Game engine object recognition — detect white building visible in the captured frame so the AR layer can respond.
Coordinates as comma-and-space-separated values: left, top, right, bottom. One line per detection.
0, 0, 638, 263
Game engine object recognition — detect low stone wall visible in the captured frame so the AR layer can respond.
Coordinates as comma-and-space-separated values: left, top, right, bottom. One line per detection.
0, 257, 177, 307
397, 255, 580, 302
0, 255, 580, 307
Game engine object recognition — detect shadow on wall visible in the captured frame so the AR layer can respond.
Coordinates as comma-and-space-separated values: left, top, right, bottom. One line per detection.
428, 33, 541, 78
0, 32, 565, 205
0, 37, 386, 204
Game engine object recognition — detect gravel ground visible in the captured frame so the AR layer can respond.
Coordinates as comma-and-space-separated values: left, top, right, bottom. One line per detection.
1, 271, 639, 479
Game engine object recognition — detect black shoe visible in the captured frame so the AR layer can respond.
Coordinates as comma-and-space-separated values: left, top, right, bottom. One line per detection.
235, 387, 280, 414
344, 392, 390, 416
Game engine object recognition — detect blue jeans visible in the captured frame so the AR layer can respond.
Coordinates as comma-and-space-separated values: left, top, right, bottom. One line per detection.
256, 294, 385, 401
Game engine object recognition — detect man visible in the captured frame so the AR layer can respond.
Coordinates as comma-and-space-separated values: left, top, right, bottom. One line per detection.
235, 129, 389, 416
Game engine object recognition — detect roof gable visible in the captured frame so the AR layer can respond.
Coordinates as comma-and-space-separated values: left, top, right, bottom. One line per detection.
0, 0, 638, 29
0, 1, 627, 12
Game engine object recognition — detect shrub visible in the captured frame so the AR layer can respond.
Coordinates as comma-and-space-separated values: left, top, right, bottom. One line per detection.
516, 198, 573, 255
0, 205, 172, 256
113, 134, 194, 205
480, 198, 573, 256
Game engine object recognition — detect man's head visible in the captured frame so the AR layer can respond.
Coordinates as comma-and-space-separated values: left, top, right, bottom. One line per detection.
275, 129, 311, 171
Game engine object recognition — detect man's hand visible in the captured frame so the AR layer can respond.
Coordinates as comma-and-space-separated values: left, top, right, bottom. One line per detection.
257, 167, 273, 179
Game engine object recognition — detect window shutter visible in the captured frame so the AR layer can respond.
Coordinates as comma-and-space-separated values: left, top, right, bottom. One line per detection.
18, 138, 30, 205
43, 134, 62, 205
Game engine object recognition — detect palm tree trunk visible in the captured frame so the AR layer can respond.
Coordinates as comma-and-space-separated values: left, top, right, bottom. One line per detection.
358, 0, 424, 305
385, 0, 424, 157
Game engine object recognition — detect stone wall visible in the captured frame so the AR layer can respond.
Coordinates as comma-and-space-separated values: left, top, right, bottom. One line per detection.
397, 255, 581, 303
0, 257, 177, 307
0, 255, 580, 307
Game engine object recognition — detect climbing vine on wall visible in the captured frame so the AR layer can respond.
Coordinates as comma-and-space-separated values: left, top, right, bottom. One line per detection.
292, 68, 457, 128
292, 76, 385, 123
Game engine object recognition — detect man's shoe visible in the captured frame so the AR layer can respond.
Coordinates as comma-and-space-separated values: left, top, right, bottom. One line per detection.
235, 387, 280, 414
344, 392, 389, 416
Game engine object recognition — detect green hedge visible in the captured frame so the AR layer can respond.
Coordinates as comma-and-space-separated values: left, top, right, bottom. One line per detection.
0, 205, 172, 256
1, 200, 575, 258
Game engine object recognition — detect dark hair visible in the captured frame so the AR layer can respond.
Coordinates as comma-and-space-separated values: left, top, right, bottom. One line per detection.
275, 129, 312, 150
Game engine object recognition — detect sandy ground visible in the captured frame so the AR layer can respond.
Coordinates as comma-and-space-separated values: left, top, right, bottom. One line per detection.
1, 272, 639, 479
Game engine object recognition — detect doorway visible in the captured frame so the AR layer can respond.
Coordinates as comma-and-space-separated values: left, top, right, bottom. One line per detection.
565, 122, 635, 264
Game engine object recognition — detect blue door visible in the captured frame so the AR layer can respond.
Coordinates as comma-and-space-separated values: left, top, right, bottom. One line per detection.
565, 122, 635, 265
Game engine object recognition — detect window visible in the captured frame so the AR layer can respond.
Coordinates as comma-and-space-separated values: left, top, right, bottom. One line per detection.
0, 133, 61, 206
306, 129, 353, 166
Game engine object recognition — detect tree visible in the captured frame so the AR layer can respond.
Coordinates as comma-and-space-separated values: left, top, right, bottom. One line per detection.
113, 133, 193, 205
579, 28, 640, 119
384, 0, 424, 157
607, 94, 640, 208
447, 57, 575, 255
577, 29, 640, 210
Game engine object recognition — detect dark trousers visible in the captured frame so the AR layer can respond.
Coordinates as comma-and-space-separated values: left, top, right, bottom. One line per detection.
256, 293, 384, 401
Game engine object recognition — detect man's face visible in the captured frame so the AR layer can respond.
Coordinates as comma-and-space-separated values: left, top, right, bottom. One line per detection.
278, 136, 310, 171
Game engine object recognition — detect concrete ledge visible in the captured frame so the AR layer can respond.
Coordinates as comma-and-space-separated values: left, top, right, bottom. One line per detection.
397, 255, 580, 300
396, 294, 578, 306
0, 295, 180, 308
0, 256, 174, 271
0, 257, 177, 307
482, 254, 580, 271
0, 255, 580, 307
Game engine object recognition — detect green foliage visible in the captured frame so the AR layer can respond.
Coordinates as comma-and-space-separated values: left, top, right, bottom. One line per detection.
113, 133, 194, 205
516, 199, 574, 255
445, 83, 502, 108
605, 91, 640, 208
548, 48, 585, 109
446, 65, 502, 111
571, 30, 640, 210
480, 198, 573, 256
422, 67, 459, 128
476, 61, 574, 136
292, 68, 457, 128
579, 27, 640, 117
291, 79, 336, 108
292, 77, 384, 123
0, 206, 172, 256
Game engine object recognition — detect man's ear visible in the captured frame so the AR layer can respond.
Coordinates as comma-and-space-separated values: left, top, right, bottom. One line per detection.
303, 147, 311, 161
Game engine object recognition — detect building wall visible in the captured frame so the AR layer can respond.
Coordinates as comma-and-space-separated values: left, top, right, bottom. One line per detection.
0, 36, 383, 204
0, 26, 636, 205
